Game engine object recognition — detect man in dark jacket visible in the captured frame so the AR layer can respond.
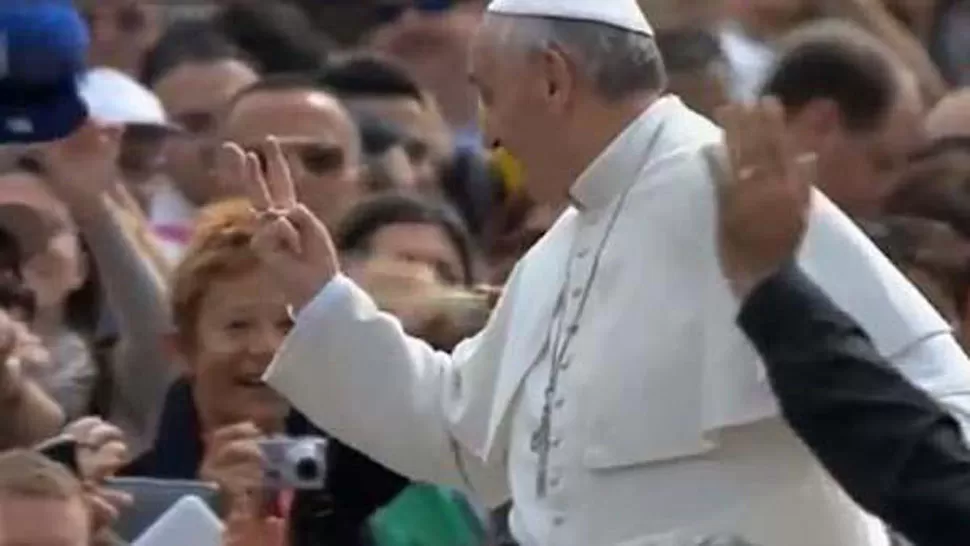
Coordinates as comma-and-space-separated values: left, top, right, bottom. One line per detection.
715, 100, 970, 546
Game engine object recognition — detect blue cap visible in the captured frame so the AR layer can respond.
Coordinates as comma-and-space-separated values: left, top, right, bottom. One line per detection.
0, 1, 89, 144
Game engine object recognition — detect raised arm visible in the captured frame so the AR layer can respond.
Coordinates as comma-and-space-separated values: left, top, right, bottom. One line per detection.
41, 122, 175, 453
221, 139, 511, 507
714, 100, 970, 545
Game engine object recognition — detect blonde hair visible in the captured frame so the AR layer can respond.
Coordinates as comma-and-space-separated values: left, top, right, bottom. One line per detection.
0, 449, 83, 500
171, 199, 264, 348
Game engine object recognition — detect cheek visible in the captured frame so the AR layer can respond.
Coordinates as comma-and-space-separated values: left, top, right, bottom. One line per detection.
189, 343, 243, 396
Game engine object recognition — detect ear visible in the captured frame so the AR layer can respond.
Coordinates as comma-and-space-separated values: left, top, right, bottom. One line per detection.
539, 46, 576, 112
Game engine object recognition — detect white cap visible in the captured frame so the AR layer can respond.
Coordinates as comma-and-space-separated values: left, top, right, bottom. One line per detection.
80, 68, 178, 130
486, 0, 653, 36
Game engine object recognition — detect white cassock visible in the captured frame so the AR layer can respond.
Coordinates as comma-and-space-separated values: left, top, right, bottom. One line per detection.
265, 96, 970, 546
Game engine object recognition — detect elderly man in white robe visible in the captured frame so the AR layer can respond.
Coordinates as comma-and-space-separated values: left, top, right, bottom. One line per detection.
217, 0, 970, 545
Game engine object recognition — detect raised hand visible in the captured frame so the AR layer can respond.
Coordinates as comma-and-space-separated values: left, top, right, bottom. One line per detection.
199, 422, 265, 504
217, 137, 339, 311
709, 98, 816, 299
39, 120, 124, 218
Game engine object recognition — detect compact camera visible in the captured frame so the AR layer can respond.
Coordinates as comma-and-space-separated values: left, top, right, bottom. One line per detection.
258, 436, 327, 490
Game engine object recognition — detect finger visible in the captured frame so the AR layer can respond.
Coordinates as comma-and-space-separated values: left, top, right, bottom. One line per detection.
737, 103, 766, 184
82, 442, 129, 480
63, 416, 103, 439
207, 422, 262, 450
268, 217, 302, 255
286, 205, 336, 253
758, 97, 787, 176
244, 151, 275, 213
264, 136, 297, 209
87, 492, 122, 526
217, 439, 265, 465
212, 465, 266, 496
94, 487, 134, 510
716, 104, 743, 173
84, 422, 125, 448
88, 441, 130, 477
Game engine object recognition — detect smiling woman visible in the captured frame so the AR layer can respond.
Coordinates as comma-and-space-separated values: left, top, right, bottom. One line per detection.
122, 198, 410, 546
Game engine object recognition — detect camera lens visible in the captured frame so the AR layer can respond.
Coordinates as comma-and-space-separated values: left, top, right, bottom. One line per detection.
295, 458, 319, 481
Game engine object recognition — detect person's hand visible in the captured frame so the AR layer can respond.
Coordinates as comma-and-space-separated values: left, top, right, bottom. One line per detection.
710, 98, 816, 300
62, 417, 129, 481
0, 311, 49, 402
62, 417, 133, 536
223, 489, 286, 546
217, 138, 339, 311
200, 422, 265, 506
39, 120, 124, 218
349, 258, 444, 328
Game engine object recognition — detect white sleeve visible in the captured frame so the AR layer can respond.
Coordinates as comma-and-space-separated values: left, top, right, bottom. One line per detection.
264, 274, 512, 507
887, 332, 970, 438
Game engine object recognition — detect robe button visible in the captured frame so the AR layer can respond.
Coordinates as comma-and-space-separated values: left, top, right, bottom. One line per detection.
554, 398, 565, 409
576, 248, 590, 258
570, 287, 582, 298
553, 516, 565, 527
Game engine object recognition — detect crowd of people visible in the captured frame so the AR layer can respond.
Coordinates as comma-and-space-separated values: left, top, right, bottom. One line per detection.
3, 0, 970, 545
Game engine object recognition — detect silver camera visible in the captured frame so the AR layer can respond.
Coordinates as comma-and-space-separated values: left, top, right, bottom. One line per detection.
258, 436, 327, 490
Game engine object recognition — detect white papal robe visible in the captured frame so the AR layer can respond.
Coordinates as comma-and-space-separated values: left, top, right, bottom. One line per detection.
265, 96, 970, 546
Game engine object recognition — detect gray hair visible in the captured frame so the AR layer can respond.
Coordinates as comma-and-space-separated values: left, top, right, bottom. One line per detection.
489, 15, 667, 101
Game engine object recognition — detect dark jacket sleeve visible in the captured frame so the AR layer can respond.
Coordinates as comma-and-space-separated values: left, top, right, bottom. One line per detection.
737, 264, 970, 546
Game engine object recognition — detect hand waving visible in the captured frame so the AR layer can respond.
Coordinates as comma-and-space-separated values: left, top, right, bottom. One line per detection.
217, 137, 339, 311
709, 98, 816, 299
39, 120, 123, 217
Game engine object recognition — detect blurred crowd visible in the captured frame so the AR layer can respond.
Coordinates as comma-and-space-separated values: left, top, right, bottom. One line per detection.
2, 0, 970, 545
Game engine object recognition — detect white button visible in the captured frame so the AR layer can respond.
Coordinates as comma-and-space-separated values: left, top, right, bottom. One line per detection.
559, 357, 572, 370
576, 248, 590, 258
570, 287, 582, 298
553, 516, 565, 526
550, 476, 561, 488
554, 398, 565, 409
566, 324, 579, 335
551, 437, 562, 448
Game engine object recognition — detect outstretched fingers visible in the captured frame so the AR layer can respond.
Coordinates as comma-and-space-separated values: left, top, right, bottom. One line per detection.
263, 136, 298, 210
219, 142, 273, 212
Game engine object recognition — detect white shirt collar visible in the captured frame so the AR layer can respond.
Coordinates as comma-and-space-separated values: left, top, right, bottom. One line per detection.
569, 96, 680, 212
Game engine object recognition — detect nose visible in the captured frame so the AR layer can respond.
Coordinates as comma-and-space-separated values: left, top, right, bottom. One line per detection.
245, 323, 284, 358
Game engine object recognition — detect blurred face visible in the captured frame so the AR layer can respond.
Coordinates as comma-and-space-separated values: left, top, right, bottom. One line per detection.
21, 233, 86, 312
153, 60, 260, 207
667, 64, 731, 120
470, 18, 577, 203
223, 90, 364, 228
368, 222, 466, 285
346, 95, 451, 188
797, 77, 925, 219
78, 0, 159, 76
727, 0, 812, 35
187, 268, 292, 434
369, 145, 420, 191
0, 495, 88, 546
